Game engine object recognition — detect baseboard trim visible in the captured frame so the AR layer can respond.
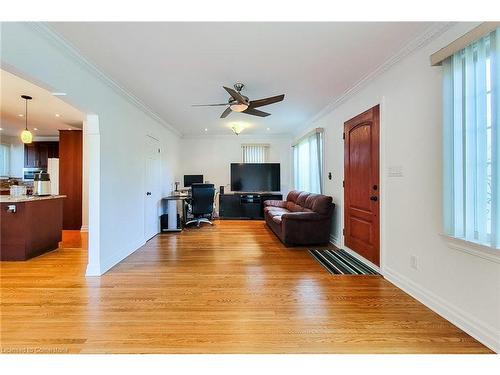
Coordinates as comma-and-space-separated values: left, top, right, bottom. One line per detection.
384, 266, 500, 353
80, 225, 88, 233
329, 234, 341, 248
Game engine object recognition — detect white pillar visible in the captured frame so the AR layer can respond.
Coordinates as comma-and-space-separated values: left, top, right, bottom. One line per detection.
85, 114, 102, 276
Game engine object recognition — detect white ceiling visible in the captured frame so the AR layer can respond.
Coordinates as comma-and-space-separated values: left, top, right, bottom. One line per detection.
0, 69, 84, 137
48, 22, 436, 136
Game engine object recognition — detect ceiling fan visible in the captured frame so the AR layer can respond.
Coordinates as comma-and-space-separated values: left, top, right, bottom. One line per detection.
192, 83, 285, 118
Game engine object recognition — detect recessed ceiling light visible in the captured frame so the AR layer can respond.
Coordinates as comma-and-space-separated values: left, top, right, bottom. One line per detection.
55, 113, 61, 117
18, 114, 24, 117
204, 128, 208, 132
52, 92, 67, 96
33, 128, 38, 131
0, 128, 3, 131
266, 127, 270, 131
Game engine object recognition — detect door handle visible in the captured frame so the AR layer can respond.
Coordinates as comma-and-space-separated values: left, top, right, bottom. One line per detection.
370, 196, 378, 201
146, 192, 152, 196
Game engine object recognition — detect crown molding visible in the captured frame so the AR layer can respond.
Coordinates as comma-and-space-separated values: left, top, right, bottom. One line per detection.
181, 132, 293, 140
25, 22, 183, 138
298, 22, 454, 135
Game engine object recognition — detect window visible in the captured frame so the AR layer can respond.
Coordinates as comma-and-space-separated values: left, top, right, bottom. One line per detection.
443, 28, 499, 248
293, 129, 323, 194
241, 144, 269, 163
0, 144, 10, 177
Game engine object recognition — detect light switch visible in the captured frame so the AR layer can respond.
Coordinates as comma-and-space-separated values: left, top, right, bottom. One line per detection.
388, 165, 404, 177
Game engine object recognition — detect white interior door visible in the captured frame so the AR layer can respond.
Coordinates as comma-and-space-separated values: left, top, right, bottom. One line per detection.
144, 136, 161, 241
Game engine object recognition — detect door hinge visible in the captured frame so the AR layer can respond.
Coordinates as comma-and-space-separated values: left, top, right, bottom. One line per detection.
342, 180, 345, 188
342, 132, 345, 140
342, 228, 345, 236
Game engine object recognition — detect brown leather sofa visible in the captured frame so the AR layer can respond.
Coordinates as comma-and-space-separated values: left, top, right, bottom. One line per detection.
263, 190, 334, 246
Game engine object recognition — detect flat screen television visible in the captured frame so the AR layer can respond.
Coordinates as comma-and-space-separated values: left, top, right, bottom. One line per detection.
230, 163, 280, 192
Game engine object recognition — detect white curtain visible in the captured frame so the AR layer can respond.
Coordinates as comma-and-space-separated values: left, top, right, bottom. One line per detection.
293, 130, 323, 194
443, 28, 499, 247
242, 144, 269, 163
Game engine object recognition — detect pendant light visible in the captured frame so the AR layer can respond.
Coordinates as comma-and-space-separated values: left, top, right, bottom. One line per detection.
20, 95, 33, 144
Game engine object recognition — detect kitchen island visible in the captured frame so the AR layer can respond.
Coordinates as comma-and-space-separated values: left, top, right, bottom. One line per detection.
0, 195, 66, 261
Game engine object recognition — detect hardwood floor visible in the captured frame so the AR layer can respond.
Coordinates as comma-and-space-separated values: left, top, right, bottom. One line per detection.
0, 221, 491, 354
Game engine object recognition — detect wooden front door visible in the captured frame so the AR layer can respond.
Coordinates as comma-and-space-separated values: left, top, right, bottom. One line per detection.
344, 105, 380, 265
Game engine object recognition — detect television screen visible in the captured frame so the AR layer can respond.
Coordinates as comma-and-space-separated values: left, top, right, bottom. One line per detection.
230, 163, 280, 192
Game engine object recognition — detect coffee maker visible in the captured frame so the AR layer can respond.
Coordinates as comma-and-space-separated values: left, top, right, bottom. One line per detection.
33, 171, 51, 196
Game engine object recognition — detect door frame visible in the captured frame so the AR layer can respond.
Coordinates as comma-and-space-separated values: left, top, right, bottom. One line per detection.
341, 98, 386, 272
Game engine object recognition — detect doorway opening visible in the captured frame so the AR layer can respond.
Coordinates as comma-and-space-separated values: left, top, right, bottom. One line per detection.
0, 68, 100, 275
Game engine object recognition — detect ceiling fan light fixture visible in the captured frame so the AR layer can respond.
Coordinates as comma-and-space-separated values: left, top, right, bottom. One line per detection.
231, 124, 244, 136
229, 103, 248, 112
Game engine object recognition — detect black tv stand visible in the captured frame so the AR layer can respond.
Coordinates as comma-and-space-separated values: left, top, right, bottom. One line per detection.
219, 192, 283, 219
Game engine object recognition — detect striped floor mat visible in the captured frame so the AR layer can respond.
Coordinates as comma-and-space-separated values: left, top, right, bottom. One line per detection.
309, 249, 379, 275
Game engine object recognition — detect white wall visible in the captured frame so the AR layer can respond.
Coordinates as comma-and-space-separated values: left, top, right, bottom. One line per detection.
0, 22, 180, 275
297, 23, 500, 352
179, 135, 292, 194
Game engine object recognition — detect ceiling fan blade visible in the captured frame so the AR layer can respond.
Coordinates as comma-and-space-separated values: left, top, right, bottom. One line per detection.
249, 94, 285, 108
220, 106, 232, 118
242, 108, 271, 117
223, 86, 247, 104
192, 103, 228, 107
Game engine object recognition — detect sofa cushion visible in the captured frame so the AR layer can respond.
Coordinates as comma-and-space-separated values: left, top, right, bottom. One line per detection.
286, 190, 301, 203
264, 206, 289, 215
271, 215, 283, 224
310, 195, 333, 216
285, 201, 305, 212
296, 191, 311, 207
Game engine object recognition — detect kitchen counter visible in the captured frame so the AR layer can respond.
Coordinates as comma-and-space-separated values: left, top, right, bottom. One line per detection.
1, 195, 65, 261
0, 195, 66, 203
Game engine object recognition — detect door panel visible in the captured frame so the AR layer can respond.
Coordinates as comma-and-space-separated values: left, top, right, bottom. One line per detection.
344, 105, 380, 266
25, 144, 37, 168
144, 136, 161, 241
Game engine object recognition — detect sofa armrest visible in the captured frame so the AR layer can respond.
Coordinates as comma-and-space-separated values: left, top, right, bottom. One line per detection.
281, 212, 325, 221
263, 200, 287, 208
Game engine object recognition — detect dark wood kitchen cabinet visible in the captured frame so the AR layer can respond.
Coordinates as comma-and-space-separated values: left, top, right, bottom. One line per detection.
0, 197, 64, 261
59, 130, 82, 230
24, 141, 59, 168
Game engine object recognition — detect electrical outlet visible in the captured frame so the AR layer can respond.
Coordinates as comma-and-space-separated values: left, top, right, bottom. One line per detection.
410, 255, 418, 270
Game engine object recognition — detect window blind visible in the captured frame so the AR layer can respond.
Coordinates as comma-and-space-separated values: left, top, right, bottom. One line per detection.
443, 28, 499, 248
241, 144, 269, 163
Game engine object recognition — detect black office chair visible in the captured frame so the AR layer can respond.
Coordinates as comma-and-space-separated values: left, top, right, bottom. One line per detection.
185, 183, 215, 227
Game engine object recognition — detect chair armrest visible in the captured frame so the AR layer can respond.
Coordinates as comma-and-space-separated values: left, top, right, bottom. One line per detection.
263, 200, 287, 208
281, 212, 326, 221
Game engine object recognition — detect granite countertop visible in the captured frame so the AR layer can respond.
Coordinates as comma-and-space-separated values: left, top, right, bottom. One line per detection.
0, 195, 67, 203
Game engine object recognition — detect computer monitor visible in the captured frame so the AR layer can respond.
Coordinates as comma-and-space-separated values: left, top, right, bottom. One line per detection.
183, 174, 204, 187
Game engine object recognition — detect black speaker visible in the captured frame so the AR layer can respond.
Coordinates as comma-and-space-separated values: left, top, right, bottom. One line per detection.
220, 185, 224, 195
